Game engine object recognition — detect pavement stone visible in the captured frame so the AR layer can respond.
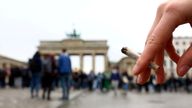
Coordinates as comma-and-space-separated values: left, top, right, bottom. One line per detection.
0, 88, 82, 108
60, 90, 192, 108
2, 88, 192, 108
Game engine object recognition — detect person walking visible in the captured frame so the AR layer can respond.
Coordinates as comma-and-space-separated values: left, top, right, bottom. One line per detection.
58, 49, 72, 100
87, 70, 95, 91
29, 51, 42, 98
41, 54, 56, 100
111, 66, 120, 96
0, 64, 6, 88
121, 71, 129, 95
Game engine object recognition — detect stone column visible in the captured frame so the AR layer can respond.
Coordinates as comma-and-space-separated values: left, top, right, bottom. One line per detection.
92, 53, 95, 72
80, 54, 84, 71
104, 53, 108, 72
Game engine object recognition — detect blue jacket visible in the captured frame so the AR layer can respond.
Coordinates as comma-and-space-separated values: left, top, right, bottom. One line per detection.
111, 72, 120, 81
58, 53, 72, 73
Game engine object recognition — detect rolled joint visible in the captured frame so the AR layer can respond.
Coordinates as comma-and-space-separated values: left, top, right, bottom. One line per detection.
121, 47, 159, 71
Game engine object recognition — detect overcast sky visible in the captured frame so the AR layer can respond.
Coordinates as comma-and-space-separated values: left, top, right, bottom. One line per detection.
0, 0, 192, 64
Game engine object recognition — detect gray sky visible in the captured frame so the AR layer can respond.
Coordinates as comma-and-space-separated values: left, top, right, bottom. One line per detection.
0, 0, 192, 64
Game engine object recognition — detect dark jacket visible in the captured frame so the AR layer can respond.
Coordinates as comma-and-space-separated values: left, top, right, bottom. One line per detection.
111, 72, 120, 81
30, 52, 42, 73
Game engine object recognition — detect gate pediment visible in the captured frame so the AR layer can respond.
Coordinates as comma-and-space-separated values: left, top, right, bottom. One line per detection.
61, 39, 84, 46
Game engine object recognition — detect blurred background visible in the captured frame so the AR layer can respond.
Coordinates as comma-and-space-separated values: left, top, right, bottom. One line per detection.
0, 0, 192, 108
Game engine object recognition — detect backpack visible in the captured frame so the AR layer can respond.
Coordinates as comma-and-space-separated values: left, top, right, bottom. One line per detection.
42, 58, 52, 73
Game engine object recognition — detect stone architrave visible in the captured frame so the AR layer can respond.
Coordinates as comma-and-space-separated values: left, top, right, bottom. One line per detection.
38, 39, 109, 72
0, 55, 27, 69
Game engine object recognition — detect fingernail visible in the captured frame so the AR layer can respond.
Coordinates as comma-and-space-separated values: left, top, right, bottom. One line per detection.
136, 75, 143, 83
179, 65, 191, 76
133, 65, 139, 75
136, 76, 142, 84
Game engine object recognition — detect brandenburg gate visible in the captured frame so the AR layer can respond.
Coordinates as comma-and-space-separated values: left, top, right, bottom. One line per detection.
38, 30, 109, 72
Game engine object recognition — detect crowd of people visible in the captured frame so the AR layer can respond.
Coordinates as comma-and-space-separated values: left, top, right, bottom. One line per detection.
1, 46, 192, 101
68, 68, 192, 94
0, 63, 30, 88
1, 50, 192, 100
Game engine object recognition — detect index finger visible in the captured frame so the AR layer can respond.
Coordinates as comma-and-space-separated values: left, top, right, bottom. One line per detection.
133, 10, 184, 74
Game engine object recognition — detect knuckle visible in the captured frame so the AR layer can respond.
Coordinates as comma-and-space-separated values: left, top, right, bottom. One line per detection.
164, 2, 179, 13
157, 2, 167, 14
164, 2, 186, 23
146, 35, 164, 48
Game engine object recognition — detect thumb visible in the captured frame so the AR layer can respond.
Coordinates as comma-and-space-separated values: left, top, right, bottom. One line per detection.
177, 45, 192, 76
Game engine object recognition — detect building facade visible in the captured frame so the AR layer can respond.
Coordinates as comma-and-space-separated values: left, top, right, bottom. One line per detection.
0, 55, 27, 69
164, 36, 192, 77
116, 57, 136, 75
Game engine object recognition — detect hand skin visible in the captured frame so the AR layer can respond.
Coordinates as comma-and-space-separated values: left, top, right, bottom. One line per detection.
132, 0, 192, 85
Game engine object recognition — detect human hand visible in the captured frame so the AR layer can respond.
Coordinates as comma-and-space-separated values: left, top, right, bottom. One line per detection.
132, 0, 192, 85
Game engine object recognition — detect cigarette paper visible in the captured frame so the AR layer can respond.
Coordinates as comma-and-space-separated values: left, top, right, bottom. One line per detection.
121, 47, 159, 71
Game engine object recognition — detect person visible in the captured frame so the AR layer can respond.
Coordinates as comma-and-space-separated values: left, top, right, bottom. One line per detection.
41, 54, 56, 100
184, 73, 191, 93
2, 63, 11, 88
87, 70, 95, 91
96, 72, 103, 90
21, 67, 31, 88
132, 0, 192, 85
29, 51, 42, 98
121, 70, 129, 95
110, 66, 120, 96
79, 70, 88, 89
167, 72, 177, 92
58, 49, 72, 100
0, 65, 6, 88
102, 70, 111, 92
